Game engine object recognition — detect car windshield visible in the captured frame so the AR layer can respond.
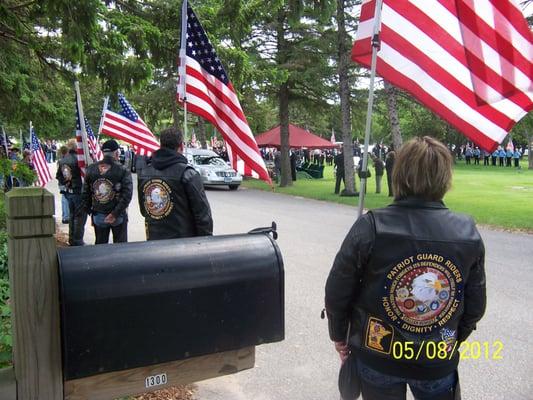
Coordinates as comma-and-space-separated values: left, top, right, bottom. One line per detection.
194, 155, 227, 167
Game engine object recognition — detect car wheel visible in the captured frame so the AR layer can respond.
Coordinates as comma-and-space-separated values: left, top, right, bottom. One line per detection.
229, 184, 239, 191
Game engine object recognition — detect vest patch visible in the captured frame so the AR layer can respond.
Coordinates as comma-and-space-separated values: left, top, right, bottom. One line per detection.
92, 178, 115, 204
365, 316, 394, 355
382, 253, 463, 335
143, 179, 173, 220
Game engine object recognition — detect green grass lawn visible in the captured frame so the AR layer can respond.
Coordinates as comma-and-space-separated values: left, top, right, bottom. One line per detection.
243, 161, 533, 231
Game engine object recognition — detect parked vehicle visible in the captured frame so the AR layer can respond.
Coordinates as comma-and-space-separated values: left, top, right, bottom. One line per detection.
185, 148, 242, 190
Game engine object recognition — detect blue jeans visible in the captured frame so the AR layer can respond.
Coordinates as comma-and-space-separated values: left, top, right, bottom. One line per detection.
357, 360, 458, 400
61, 194, 70, 221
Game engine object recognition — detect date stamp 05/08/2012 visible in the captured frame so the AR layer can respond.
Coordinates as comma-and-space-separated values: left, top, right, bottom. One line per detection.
391, 340, 504, 361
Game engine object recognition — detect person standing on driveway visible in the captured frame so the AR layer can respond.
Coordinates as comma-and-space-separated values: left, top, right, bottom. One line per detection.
325, 137, 486, 400
138, 127, 213, 240
56, 139, 86, 246
82, 139, 133, 244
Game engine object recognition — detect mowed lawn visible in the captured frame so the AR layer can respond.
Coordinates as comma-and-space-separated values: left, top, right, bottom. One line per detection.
243, 161, 533, 231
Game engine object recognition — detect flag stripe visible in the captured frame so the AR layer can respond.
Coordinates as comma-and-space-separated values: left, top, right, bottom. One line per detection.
181, 4, 271, 184
186, 63, 248, 123
103, 111, 155, 138
186, 81, 261, 152
30, 129, 52, 187
377, 54, 509, 150
187, 101, 271, 181
185, 91, 269, 172
101, 109, 159, 154
352, 0, 533, 151
388, 1, 533, 106
75, 132, 87, 177
379, 24, 516, 127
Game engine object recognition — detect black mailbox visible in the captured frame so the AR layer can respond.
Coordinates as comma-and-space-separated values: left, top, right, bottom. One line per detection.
58, 231, 284, 380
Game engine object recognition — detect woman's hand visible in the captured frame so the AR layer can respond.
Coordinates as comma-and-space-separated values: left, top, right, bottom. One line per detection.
334, 341, 350, 363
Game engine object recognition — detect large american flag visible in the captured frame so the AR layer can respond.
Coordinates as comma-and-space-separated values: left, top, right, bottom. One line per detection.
352, 0, 533, 151
75, 99, 102, 176
100, 94, 159, 156
178, 3, 271, 184
30, 128, 52, 187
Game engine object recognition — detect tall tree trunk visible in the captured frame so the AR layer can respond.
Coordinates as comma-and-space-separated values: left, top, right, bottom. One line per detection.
171, 93, 180, 130
337, 0, 356, 193
197, 118, 207, 149
277, 10, 292, 187
384, 80, 402, 151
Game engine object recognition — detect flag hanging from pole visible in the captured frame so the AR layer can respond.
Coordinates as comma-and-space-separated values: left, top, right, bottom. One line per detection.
100, 94, 160, 156
178, 3, 271, 184
74, 98, 102, 176
330, 129, 336, 144
30, 127, 52, 187
352, 0, 533, 152
85, 117, 103, 162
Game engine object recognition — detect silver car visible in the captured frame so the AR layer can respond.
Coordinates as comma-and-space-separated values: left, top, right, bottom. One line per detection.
185, 149, 242, 190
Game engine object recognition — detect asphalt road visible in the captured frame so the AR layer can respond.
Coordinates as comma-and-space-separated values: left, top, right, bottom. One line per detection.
50, 175, 532, 400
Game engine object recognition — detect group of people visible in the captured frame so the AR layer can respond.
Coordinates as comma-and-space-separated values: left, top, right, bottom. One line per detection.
56, 128, 213, 246
54, 130, 488, 400
42, 140, 59, 163
459, 144, 527, 167
0, 146, 36, 189
334, 147, 396, 197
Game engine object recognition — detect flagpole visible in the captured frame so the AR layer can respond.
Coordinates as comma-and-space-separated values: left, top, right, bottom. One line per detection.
19, 129, 22, 149
357, 0, 384, 218
97, 96, 110, 141
74, 81, 92, 167
179, 0, 189, 146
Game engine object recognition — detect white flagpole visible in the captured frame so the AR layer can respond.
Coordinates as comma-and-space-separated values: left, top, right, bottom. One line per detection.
97, 96, 110, 141
179, 0, 189, 146
74, 81, 92, 167
357, 0, 384, 218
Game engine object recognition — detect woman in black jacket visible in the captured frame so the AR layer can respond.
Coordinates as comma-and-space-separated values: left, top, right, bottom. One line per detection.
325, 137, 486, 400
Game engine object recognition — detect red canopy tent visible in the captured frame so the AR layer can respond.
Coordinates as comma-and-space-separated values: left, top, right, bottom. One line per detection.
255, 124, 337, 149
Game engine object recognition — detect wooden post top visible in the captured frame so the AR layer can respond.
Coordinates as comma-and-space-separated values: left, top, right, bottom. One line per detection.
6, 188, 54, 219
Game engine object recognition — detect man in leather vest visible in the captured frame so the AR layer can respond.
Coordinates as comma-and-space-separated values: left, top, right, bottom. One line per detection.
138, 127, 213, 240
56, 139, 87, 246
325, 137, 486, 400
82, 140, 133, 244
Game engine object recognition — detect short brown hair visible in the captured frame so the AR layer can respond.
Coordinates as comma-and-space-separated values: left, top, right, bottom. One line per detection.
160, 127, 184, 150
392, 136, 452, 201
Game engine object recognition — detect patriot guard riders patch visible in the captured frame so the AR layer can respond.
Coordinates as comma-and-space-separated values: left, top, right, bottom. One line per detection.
143, 179, 173, 220
382, 253, 464, 335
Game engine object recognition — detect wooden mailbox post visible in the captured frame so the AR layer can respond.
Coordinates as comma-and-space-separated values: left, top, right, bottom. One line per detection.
1, 188, 266, 400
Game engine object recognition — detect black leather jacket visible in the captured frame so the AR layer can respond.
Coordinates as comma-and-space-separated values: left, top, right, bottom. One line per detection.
138, 148, 213, 240
325, 197, 486, 380
82, 156, 133, 217
56, 151, 83, 194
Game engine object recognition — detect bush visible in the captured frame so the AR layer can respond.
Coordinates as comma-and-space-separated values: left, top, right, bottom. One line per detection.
0, 193, 10, 367
0, 158, 37, 188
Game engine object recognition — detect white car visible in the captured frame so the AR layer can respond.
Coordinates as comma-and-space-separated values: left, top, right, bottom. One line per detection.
185, 149, 242, 190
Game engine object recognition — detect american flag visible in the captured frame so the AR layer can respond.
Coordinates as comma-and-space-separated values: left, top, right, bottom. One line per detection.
178, 3, 271, 184
75, 99, 102, 176
352, 0, 533, 151
100, 93, 159, 156
30, 128, 52, 187
76, 114, 102, 164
